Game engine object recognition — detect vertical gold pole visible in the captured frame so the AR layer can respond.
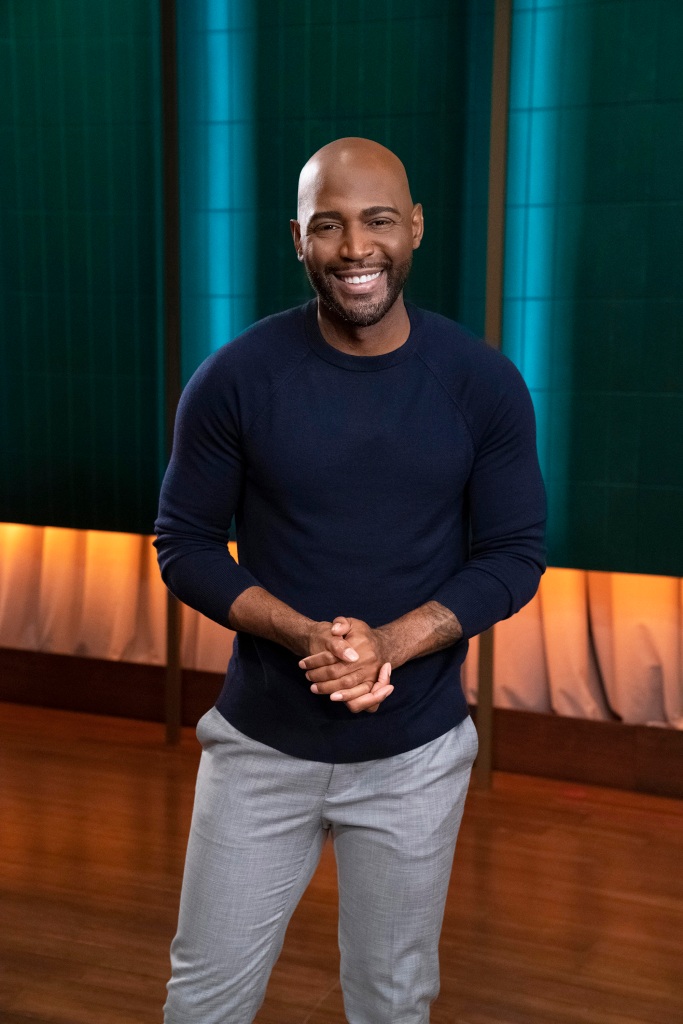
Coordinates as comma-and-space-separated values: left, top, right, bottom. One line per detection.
165, 590, 182, 744
476, 0, 513, 788
485, 0, 513, 350
161, 0, 182, 743
475, 628, 495, 788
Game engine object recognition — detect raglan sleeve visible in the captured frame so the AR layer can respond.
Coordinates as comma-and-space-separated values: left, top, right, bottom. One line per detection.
153, 353, 260, 627
430, 357, 547, 639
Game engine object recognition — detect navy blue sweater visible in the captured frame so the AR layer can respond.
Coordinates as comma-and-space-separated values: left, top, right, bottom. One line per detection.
154, 301, 546, 762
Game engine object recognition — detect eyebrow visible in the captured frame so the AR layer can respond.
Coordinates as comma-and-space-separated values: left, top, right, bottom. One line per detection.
308, 206, 401, 225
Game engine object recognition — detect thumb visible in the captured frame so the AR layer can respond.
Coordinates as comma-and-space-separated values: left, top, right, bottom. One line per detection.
367, 663, 393, 713
331, 615, 352, 636
326, 635, 359, 662
375, 662, 392, 688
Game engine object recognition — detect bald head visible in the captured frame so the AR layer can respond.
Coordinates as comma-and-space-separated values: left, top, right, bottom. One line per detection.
297, 138, 414, 222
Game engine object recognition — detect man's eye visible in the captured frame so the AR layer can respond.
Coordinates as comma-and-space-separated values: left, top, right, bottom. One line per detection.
370, 219, 393, 228
318, 223, 340, 232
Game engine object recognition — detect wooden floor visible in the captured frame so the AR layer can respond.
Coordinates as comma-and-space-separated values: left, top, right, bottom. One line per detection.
1, 704, 682, 1024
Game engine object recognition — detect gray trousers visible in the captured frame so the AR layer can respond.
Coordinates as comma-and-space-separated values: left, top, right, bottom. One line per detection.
164, 708, 478, 1024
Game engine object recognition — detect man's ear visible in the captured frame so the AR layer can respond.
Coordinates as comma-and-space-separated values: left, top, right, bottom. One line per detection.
290, 219, 304, 260
411, 203, 424, 250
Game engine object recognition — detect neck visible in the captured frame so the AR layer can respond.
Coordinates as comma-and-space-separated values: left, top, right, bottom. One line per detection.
316, 296, 411, 356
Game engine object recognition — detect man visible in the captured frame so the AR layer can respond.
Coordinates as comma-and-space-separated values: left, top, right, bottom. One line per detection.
155, 137, 546, 1024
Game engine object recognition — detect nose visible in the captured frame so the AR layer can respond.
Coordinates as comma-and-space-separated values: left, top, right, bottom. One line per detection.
339, 224, 374, 261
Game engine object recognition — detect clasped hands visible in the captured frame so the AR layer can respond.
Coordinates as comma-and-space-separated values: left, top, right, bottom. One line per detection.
299, 616, 394, 714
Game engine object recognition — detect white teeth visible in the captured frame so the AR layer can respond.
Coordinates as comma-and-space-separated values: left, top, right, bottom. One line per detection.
343, 271, 382, 285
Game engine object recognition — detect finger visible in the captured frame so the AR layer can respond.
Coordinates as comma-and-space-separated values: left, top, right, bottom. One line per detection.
322, 660, 391, 696
323, 637, 359, 663
309, 659, 390, 693
298, 651, 337, 670
306, 660, 367, 684
330, 616, 351, 635
346, 685, 394, 714
310, 668, 370, 693
326, 662, 390, 701
329, 681, 373, 702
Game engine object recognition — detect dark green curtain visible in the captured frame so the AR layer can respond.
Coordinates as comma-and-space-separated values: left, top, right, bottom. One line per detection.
176, 0, 494, 382
504, 0, 683, 575
6, 0, 680, 577
0, 0, 164, 533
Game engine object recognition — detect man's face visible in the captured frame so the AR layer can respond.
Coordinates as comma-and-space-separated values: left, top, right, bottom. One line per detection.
292, 162, 423, 328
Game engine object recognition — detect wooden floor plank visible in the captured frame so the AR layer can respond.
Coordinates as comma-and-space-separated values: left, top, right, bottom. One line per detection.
1, 702, 682, 1024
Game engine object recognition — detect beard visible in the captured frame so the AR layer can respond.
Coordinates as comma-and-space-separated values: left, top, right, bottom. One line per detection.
304, 254, 413, 328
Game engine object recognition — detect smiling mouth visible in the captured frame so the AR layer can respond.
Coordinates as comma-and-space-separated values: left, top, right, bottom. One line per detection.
336, 271, 382, 285
332, 268, 386, 294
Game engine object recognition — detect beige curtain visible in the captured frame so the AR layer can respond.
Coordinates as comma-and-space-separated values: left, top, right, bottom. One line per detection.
0, 523, 231, 674
1, 524, 681, 727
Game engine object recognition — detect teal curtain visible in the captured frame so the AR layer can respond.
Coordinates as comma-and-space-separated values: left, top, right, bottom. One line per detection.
504, 0, 683, 575
176, 0, 495, 380
0, 0, 164, 533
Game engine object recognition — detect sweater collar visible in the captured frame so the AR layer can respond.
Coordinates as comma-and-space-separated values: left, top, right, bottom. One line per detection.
304, 300, 421, 371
